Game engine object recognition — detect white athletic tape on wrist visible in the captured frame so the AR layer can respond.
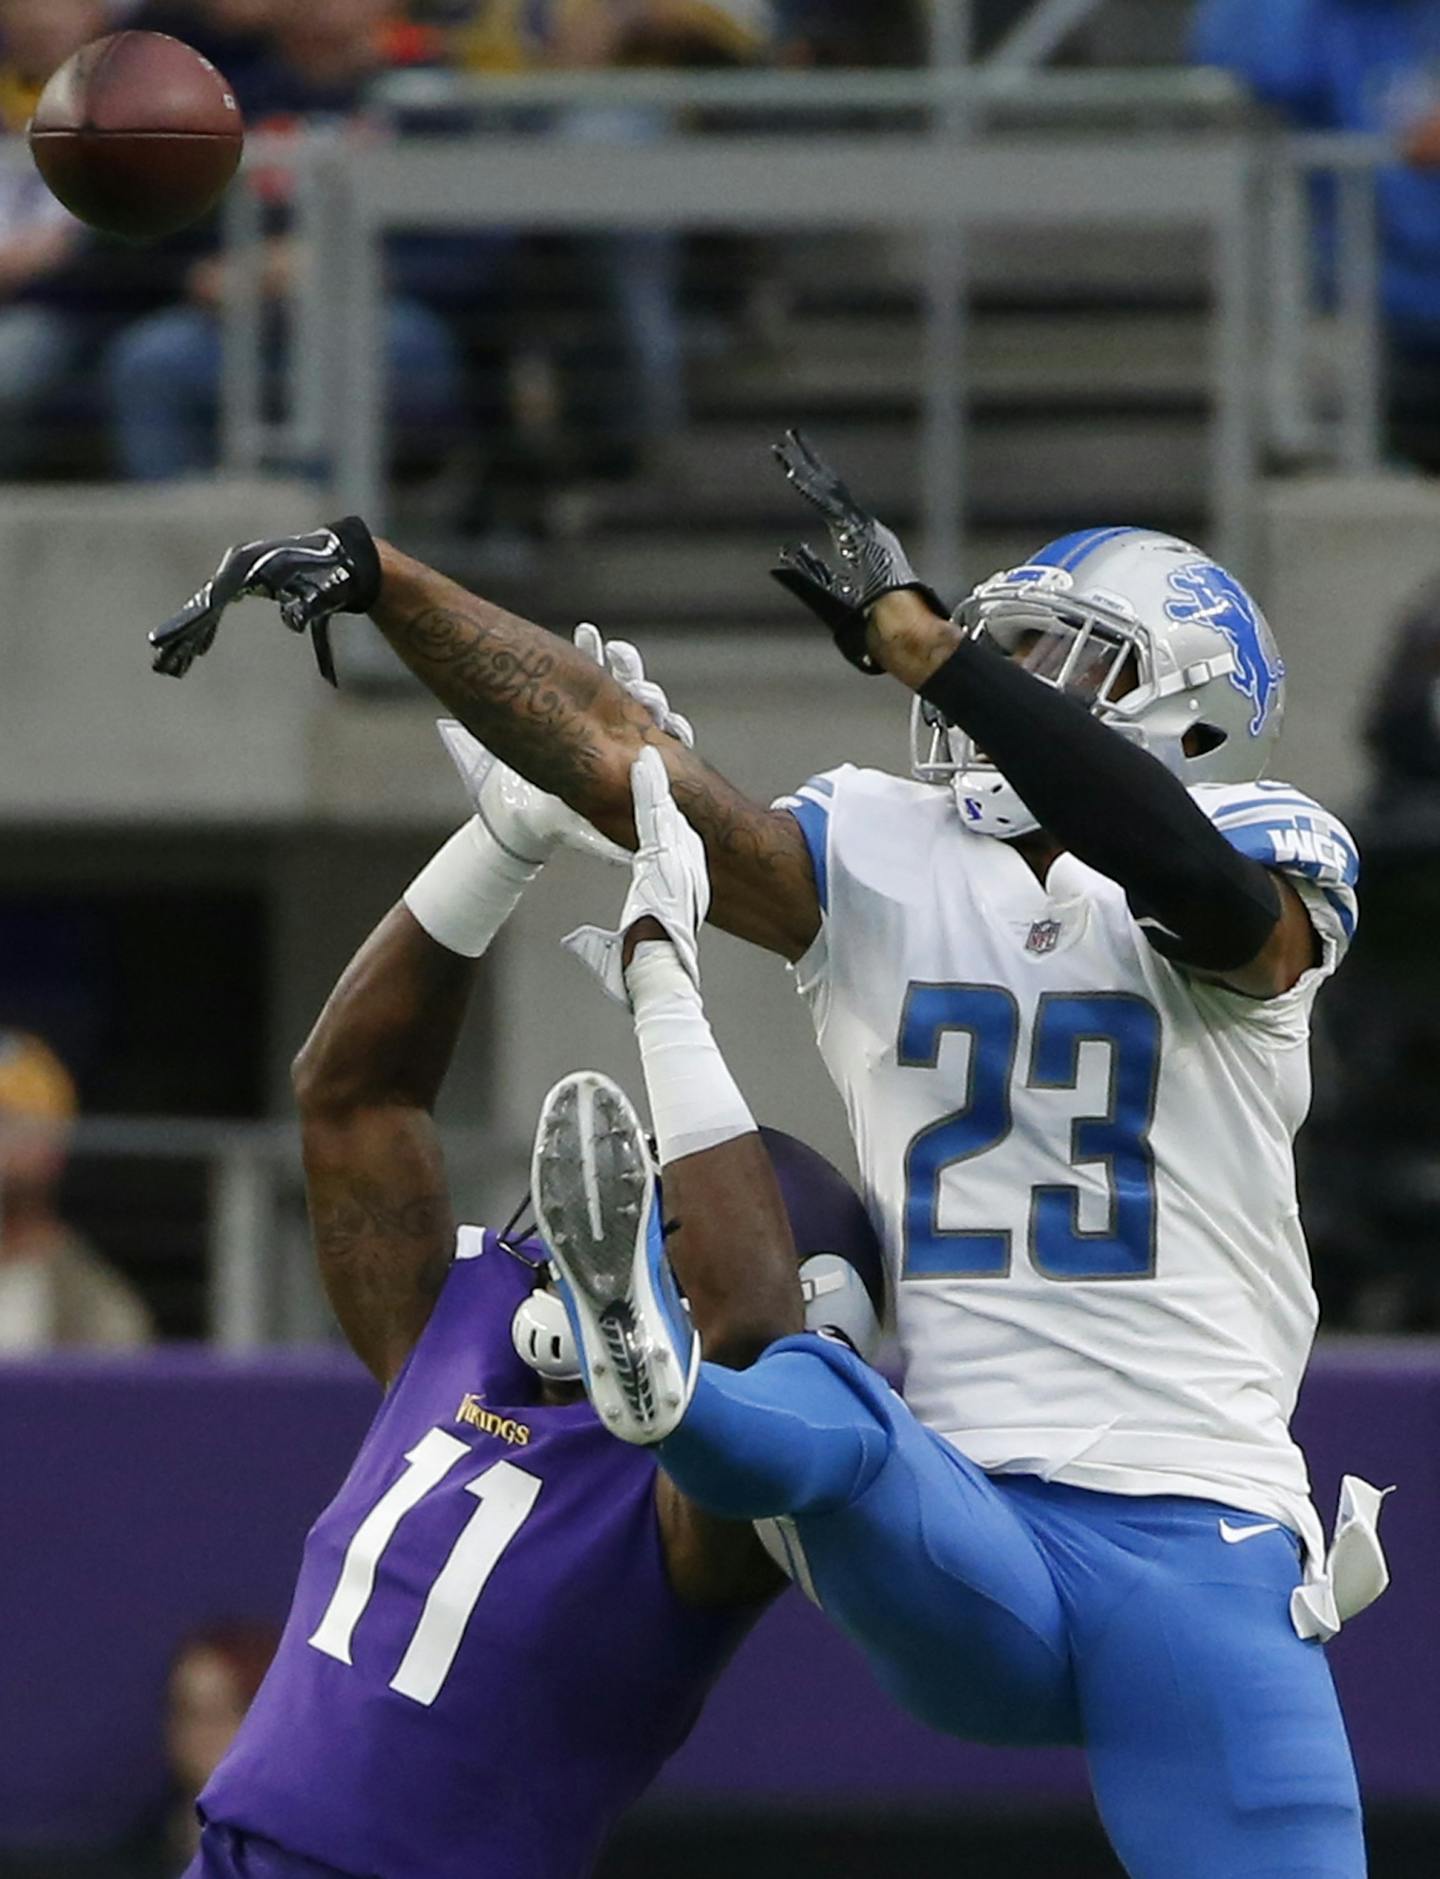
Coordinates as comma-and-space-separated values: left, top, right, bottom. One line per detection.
625, 941, 755, 1164
403, 817, 540, 959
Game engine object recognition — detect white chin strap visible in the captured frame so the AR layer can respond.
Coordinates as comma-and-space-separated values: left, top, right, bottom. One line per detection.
511, 1289, 581, 1382
950, 769, 1039, 840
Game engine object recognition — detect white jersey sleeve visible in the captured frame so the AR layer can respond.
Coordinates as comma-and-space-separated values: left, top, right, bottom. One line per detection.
1190, 779, 1359, 984
773, 763, 950, 1030
771, 765, 848, 1016
772, 766, 848, 921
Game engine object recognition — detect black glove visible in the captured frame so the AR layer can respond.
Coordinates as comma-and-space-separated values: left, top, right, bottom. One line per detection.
770, 428, 944, 674
149, 516, 382, 687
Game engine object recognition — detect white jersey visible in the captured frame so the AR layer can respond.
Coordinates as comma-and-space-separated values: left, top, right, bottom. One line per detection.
777, 768, 1359, 1560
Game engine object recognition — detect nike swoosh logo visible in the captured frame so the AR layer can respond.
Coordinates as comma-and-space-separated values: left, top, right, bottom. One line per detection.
1219, 1519, 1281, 1544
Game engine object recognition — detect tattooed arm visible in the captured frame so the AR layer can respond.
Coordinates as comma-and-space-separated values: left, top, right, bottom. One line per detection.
292, 903, 473, 1385
369, 544, 821, 961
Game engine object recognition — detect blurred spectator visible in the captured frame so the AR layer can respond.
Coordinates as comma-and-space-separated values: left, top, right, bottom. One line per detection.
77, 1621, 283, 1875
0, 0, 105, 479
157, 1624, 280, 1869
106, 0, 466, 480
124, 2, 280, 95
593, 3, 774, 465
455, 0, 765, 73
775, 0, 925, 66
0, 1031, 153, 1351
455, 2, 774, 484
1191, 0, 1440, 469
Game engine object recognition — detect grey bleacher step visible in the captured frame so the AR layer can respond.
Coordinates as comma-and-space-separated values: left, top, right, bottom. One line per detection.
1077, 0, 1195, 67
693, 310, 1211, 414
601, 412, 1207, 529
508, 504, 1201, 629
402, 527, 786, 630
773, 225, 1212, 306
539, 530, 785, 624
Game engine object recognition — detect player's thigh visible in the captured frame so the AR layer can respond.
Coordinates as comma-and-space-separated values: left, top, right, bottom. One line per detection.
810, 1427, 1079, 1745
1077, 1530, 1363, 1879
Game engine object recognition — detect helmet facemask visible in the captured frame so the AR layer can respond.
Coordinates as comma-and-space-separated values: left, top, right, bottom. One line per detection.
910, 575, 1245, 838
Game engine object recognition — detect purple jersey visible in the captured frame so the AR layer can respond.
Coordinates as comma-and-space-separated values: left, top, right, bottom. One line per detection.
200, 1228, 749, 1879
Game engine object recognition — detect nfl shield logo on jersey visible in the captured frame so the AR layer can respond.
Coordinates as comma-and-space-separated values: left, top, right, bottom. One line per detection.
1026, 919, 1062, 955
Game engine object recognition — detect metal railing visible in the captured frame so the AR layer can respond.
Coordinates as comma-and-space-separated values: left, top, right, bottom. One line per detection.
1262, 132, 1390, 472
199, 72, 1261, 588
47, 1116, 532, 1350
371, 64, 1242, 119
0, 69, 1395, 584
989, 0, 1109, 70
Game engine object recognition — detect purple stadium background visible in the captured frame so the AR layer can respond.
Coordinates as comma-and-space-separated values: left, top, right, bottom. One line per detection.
4, 1342, 1437, 1850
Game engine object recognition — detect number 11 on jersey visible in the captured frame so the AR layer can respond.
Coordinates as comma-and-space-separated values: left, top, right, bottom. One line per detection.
309, 1428, 542, 1706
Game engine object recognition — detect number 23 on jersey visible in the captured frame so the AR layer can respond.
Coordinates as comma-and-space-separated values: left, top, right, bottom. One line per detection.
900, 983, 1161, 1282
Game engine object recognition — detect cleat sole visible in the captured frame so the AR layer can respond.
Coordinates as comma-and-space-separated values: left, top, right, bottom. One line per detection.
533, 1072, 696, 1443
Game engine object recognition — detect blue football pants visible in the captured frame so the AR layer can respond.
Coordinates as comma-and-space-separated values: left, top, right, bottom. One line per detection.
659, 1334, 1365, 1879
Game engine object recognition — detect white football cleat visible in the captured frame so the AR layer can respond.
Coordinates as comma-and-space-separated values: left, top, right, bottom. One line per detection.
532, 1070, 698, 1444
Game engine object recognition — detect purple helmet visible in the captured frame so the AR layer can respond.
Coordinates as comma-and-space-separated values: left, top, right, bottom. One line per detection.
759, 1127, 886, 1357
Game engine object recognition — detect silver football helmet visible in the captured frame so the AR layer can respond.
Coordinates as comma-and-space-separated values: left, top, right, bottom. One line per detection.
911, 526, 1287, 839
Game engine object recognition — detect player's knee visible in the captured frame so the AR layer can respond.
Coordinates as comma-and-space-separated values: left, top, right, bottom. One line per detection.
701, 1313, 802, 1373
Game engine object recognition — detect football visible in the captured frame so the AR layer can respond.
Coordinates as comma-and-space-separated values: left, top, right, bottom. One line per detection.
28, 31, 243, 244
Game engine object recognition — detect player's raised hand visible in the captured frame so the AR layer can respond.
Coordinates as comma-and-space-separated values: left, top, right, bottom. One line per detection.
770, 427, 944, 674
562, 747, 710, 1003
433, 624, 695, 868
149, 516, 382, 686
573, 622, 695, 749
436, 720, 628, 868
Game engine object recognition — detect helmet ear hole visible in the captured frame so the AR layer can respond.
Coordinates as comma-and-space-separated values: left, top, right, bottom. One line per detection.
1183, 722, 1227, 758
511, 1288, 581, 1382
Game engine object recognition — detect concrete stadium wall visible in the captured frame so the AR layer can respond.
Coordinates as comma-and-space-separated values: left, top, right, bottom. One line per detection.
1259, 474, 1440, 812
0, 480, 332, 820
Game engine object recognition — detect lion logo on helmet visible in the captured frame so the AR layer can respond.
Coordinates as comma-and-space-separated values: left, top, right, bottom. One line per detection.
1163, 563, 1285, 736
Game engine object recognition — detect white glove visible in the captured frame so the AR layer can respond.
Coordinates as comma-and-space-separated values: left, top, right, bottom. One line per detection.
581, 623, 695, 750
436, 622, 694, 867
563, 746, 710, 1002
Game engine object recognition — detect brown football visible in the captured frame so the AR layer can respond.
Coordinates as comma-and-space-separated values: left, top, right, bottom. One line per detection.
29, 32, 243, 243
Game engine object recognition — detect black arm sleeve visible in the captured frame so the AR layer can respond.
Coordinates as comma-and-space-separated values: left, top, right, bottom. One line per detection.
919, 638, 1283, 972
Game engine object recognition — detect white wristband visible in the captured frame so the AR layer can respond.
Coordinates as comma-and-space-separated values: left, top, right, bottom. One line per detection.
403, 817, 540, 959
625, 940, 755, 1164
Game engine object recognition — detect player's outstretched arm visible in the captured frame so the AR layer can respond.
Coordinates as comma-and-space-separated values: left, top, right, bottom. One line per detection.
150, 523, 820, 960
553, 751, 804, 1602
368, 544, 820, 960
563, 749, 805, 1365
293, 903, 470, 1386
293, 693, 647, 1383
768, 432, 1316, 995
